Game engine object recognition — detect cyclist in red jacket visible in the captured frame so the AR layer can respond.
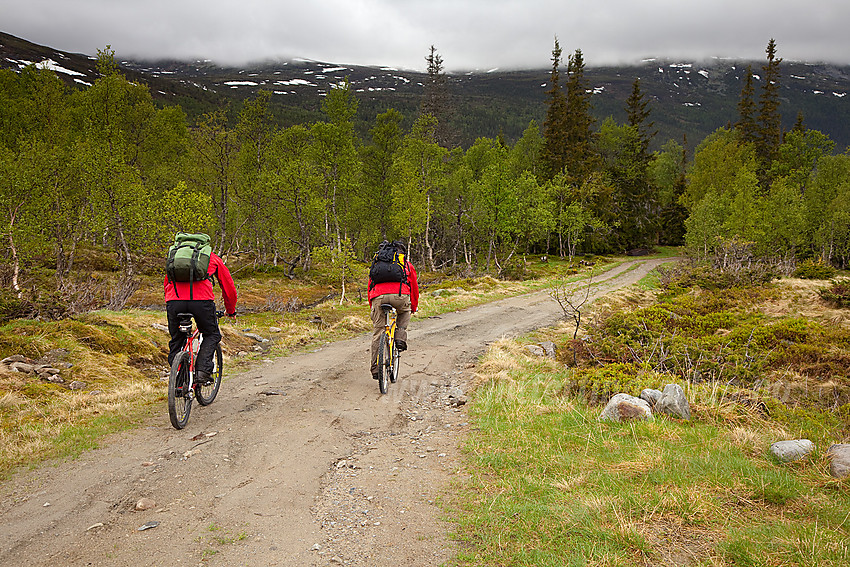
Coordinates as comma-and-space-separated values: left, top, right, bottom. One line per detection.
164, 252, 237, 385
367, 241, 419, 381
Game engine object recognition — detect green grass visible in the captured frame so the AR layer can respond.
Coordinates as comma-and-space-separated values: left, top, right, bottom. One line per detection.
451, 361, 850, 566
449, 264, 850, 566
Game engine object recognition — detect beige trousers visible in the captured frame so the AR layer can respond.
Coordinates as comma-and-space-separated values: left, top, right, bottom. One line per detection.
370, 293, 411, 374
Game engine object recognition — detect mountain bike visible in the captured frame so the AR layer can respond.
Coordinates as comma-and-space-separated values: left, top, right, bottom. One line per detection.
376, 303, 401, 394
168, 311, 224, 429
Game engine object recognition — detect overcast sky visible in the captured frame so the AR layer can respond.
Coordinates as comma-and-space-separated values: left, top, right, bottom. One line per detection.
4, 1, 850, 71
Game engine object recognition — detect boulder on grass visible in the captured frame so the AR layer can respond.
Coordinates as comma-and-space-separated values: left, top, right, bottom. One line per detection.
656, 383, 691, 420
599, 394, 653, 423
827, 444, 850, 478
770, 439, 814, 463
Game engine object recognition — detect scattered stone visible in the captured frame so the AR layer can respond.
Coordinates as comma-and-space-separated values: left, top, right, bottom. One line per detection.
86, 523, 104, 531
10, 362, 36, 373
268, 327, 283, 333
330, 556, 343, 564
446, 386, 467, 407
68, 381, 87, 390
260, 389, 284, 396
599, 393, 653, 422
244, 332, 269, 342
46, 375, 65, 384
1, 355, 30, 364
311, 543, 322, 551
539, 341, 557, 358
655, 383, 691, 420
36, 366, 63, 376
827, 444, 850, 478
525, 344, 546, 357
639, 388, 663, 407
190, 432, 207, 441
135, 497, 156, 511
151, 323, 169, 332
770, 440, 815, 463
137, 521, 159, 531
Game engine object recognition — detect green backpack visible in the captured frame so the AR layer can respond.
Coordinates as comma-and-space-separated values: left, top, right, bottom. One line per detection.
166, 233, 212, 299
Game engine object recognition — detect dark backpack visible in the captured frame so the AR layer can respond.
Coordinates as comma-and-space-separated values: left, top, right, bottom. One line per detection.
166, 233, 212, 299
369, 241, 407, 293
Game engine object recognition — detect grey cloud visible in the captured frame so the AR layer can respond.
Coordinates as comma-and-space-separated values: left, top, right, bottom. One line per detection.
3, 0, 850, 71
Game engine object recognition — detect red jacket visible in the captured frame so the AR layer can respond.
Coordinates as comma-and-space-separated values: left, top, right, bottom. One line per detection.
164, 252, 238, 315
368, 261, 419, 313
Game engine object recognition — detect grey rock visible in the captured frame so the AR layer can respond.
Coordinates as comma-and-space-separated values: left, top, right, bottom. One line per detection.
151, 323, 169, 332
827, 444, 850, 478
69, 380, 87, 390
525, 344, 546, 357
268, 326, 283, 333
640, 388, 663, 407
539, 341, 557, 358
656, 383, 691, 420
135, 497, 156, 511
599, 393, 653, 422
10, 362, 36, 373
2, 355, 30, 364
46, 375, 65, 384
770, 439, 815, 463
36, 366, 63, 376
243, 332, 269, 342
446, 386, 467, 407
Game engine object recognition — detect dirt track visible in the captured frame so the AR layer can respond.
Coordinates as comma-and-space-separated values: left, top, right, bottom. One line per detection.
0, 259, 671, 566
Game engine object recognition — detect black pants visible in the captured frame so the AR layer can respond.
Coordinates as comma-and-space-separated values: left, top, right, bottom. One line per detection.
166, 300, 220, 374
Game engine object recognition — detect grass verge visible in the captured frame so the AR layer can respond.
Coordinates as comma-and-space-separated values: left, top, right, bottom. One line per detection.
448, 270, 850, 566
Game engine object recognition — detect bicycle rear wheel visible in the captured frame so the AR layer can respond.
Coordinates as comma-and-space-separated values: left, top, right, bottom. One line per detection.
195, 344, 222, 406
390, 343, 400, 383
168, 352, 192, 429
377, 333, 389, 394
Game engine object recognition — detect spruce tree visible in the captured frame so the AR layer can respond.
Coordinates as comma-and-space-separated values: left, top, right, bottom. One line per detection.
420, 45, 455, 148
626, 78, 656, 157
756, 38, 782, 185
736, 66, 758, 144
541, 38, 569, 180
563, 49, 597, 186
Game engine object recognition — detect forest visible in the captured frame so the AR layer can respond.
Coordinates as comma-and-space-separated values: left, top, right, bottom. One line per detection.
1, 40, 849, 316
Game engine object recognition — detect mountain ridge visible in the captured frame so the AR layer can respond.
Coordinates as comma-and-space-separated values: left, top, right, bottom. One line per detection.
3, 31, 850, 149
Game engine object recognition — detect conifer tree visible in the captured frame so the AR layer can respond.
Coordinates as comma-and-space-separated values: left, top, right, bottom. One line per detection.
756, 38, 782, 184
420, 45, 455, 148
563, 49, 597, 186
626, 78, 656, 157
736, 66, 758, 144
791, 111, 805, 133
541, 38, 569, 180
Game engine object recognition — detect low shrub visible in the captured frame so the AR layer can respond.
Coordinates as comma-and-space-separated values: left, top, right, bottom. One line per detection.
793, 258, 837, 280
819, 280, 850, 307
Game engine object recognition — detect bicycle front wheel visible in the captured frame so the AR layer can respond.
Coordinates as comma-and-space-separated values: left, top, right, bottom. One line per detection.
195, 344, 222, 406
377, 332, 389, 394
168, 352, 192, 429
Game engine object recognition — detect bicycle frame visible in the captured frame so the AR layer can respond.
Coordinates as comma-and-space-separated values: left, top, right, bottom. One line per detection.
176, 316, 201, 390
384, 307, 397, 349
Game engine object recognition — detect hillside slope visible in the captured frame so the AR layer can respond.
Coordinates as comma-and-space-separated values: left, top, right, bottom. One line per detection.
2, 31, 850, 149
